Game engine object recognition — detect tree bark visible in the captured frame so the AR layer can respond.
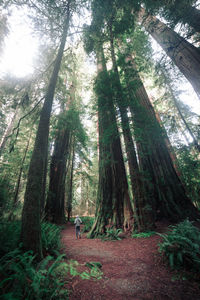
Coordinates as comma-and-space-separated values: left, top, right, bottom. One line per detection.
109, 23, 153, 231
20, 10, 70, 259
45, 115, 71, 224
124, 55, 199, 222
66, 139, 75, 222
138, 7, 200, 98
89, 44, 132, 237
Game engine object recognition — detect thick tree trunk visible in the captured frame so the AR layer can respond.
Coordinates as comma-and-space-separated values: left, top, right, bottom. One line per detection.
109, 25, 153, 231
20, 12, 70, 259
89, 45, 131, 237
124, 55, 199, 221
138, 7, 200, 98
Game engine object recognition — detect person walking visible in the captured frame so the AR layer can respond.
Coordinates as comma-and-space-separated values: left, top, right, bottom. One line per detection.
74, 215, 82, 239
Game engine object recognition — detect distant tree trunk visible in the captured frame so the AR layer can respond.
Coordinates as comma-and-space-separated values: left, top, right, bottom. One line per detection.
13, 131, 32, 205
20, 11, 70, 259
138, 7, 200, 98
124, 55, 199, 221
66, 140, 75, 221
8, 131, 32, 221
89, 45, 132, 237
45, 113, 71, 224
167, 81, 200, 152
109, 23, 153, 231
0, 107, 19, 157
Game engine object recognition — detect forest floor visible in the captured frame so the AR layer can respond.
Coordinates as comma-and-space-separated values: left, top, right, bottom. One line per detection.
61, 222, 200, 300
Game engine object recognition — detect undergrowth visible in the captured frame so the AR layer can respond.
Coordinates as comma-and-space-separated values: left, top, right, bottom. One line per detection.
81, 217, 94, 233
100, 228, 123, 241
0, 250, 69, 300
0, 220, 103, 299
132, 231, 156, 238
158, 219, 200, 272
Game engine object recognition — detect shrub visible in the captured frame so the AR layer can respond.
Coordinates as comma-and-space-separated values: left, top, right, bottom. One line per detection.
0, 221, 21, 256
81, 217, 94, 233
132, 231, 156, 238
158, 219, 200, 270
41, 222, 61, 255
0, 249, 68, 300
101, 227, 123, 241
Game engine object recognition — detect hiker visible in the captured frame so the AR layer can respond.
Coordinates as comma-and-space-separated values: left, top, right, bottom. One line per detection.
74, 215, 82, 239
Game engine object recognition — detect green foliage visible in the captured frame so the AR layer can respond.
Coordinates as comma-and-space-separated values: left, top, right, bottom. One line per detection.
56, 259, 103, 280
0, 221, 21, 256
0, 249, 68, 300
0, 221, 62, 257
81, 216, 94, 233
158, 219, 200, 270
0, 178, 13, 216
41, 222, 62, 255
101, 227, 123, 241
132, 231, 156, 238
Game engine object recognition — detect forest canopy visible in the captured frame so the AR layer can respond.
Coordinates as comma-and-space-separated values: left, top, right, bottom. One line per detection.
0, 0, 200, 258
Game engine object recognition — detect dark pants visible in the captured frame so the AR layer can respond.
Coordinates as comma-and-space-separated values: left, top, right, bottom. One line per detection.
75, 226, 81, 238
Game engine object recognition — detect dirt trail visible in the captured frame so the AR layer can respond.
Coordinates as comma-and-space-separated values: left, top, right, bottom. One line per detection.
61, 223, 200, 300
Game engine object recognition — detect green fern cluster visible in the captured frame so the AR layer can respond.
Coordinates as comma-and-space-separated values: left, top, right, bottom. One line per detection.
0, 249, 68, 300
158, 219, 200, 270
41, 222, 61, 255
101, 228, 123, 241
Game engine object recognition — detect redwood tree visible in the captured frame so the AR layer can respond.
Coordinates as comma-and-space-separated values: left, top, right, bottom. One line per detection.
123, 53, 199, 222
20, 2, 71, 259
137, 7, 200, 98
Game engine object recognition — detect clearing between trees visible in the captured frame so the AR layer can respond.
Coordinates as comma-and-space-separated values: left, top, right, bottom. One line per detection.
61, 222, 200, 300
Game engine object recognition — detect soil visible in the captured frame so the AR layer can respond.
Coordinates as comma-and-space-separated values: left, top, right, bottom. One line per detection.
61, 222, 200, 300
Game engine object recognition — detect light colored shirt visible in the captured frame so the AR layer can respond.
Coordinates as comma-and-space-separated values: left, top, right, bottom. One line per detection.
74, 217, 82, 227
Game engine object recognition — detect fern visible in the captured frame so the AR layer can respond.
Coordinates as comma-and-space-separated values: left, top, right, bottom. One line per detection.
100, 228, 123, 241
158, 219, 200, 270
0, 250, 69, 299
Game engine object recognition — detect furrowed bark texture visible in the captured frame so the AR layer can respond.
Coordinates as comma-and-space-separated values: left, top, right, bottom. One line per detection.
125, 55, 198, 222
45, 120, 71, 224
109, 24, 152, 231
20, 13, 70, 259
138, 7, 200, 98
89, 46, 131, 237
66, 139, 75, 222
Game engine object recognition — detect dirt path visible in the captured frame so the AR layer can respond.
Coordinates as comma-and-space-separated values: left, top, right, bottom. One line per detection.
61, 223, 200, 300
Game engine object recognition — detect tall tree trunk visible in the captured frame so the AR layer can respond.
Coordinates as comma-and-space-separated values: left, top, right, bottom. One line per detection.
20, 10, 70, 259
138, 7, 200, 98
8, 131, 32, 221
45, 112, 71, 224
66, 139, 75, 222
124, 54, 199, 221
166, 78, 200, 152
89, 45, 132, 237
13, 130, 32, 205
109, 24, 153, 231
